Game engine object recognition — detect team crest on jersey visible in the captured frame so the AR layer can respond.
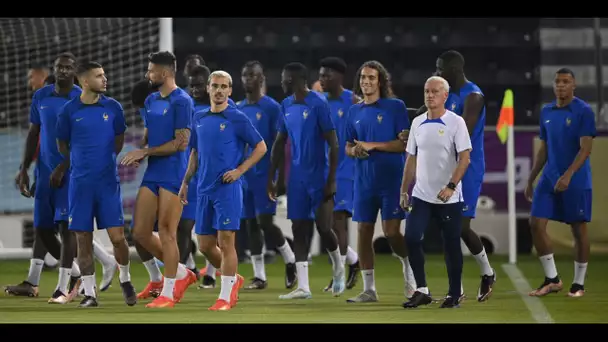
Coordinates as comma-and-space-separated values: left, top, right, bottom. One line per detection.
256, 112, 262, 120
103, 113, 109, 121
303, 110, 309, 119
377, 114, 383, 123
163, 108, 168, 115
451, 102, 457, 111
220, 123, 226, 131
566, 118, 571, 126
338, 108, 344, 117
438, 129, 445, 136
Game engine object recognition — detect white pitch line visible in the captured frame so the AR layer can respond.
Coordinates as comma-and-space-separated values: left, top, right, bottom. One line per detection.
502, 263, 555, 324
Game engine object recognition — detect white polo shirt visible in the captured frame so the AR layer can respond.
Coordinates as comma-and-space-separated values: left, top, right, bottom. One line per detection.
405, 110, 472, 205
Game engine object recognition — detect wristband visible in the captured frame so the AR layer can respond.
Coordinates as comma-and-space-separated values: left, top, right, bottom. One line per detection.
447, 182, 456, 190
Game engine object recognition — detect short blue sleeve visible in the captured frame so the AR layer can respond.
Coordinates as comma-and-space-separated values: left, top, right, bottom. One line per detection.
174, 96, 193, 130
139, 108, 148, 127
56, 103, 71, 143
234, 113, 263, 147
112, 101, 127, 135
29, 96, 41, 125
578, 105, 597, 138
539, 108, 547, 141
316, 100, 335, 133
278, 101, 287, 134
345, 106, 358, 143
393, 100, 410, 135
189, 115, 198, 150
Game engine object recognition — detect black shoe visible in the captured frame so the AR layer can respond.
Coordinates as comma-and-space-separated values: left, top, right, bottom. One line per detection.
4, 281, 38, 297
323, 279, 333, 292
120, 281, 137, 306
346, 261, 360, 290
285, 263, 297, 289
245, 277, 268, 290
199, 275, 216, 289
478, 270, 496, 302
440, 295, 461, 308
403, 291, 433, 308
78, 295, 98, 307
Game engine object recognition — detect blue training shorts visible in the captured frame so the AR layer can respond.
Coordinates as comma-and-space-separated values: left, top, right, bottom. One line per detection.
68, 179, 125, 232
286, 180, 327, 220
140, 181, 180, 196
353, 189, 405, 223
531, 177, 592, 224
334, 179, 353, 215
242, 176, 277, 219
33, 164, 70, 229
195, 182, 242, 235
461, 172, 483, 218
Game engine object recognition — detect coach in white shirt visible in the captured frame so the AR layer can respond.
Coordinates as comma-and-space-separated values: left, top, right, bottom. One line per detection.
400, 76, 472, 309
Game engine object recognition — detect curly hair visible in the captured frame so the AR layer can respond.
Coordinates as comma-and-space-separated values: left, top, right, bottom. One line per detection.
353, 60, 394, 99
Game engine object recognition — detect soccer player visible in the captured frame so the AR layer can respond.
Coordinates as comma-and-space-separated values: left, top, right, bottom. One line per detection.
401, 76, 472, 309
6, 53, 83, 303
344, 60, 416, 303
237, 60, 297, 290
121, 51, 197, 308
183, 54, 205, 81
317, 57, 361, 292
56, 61, 136, 308
268, 62, 345, 299
525, 68, 595, 298
180, 70, 265, 311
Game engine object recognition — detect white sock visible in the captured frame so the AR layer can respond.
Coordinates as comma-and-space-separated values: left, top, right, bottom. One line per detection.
206, 260, 217, 279
27, 258, 44, 286
93, 240, 115, 267
361, 269, 376, 292
573, 261, 588, 286
340, 255, 347, 268
82, 274, 96, 298
56, 267, 72, 294
461, 283, 464, 295
277, 241, 296, 264
399, 257, 416, 288
327, 247, 343, 276
143, 259, 163, 282
118, 262, 131, 283
71, 260, 81, 277
539, 254, 558, 279
473, 247, 494, 276
346, 246, 359, 265
219, 275, 236, 302
186, 254, 196, 269
44, 253, 58, 267
160, 277, 175, 299
176, 263, 188, 279
417, 286, 429, 295
252, 254, 266, 281
295, 261, 310, 292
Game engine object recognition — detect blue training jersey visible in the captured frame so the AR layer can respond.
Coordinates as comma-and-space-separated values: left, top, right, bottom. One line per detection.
539, 97, 596, 190
141, 87, 193, 185
30, 84, 82, 172
445, 81, 486, 179
190, 106, 263, 195
56, 95, 127, 182
237, 95, 281, 183
279, 91, 335, 186
325, 89, 356, 181
345, 97, 409, 194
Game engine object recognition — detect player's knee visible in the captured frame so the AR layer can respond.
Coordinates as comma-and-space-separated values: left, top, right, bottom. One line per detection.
107, 229, 126, 246
198, 236, 216, 254
529, 216, 546, 234
217, 231, 235, 250
382, 224, 402, 239
404, 229, 423, 247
